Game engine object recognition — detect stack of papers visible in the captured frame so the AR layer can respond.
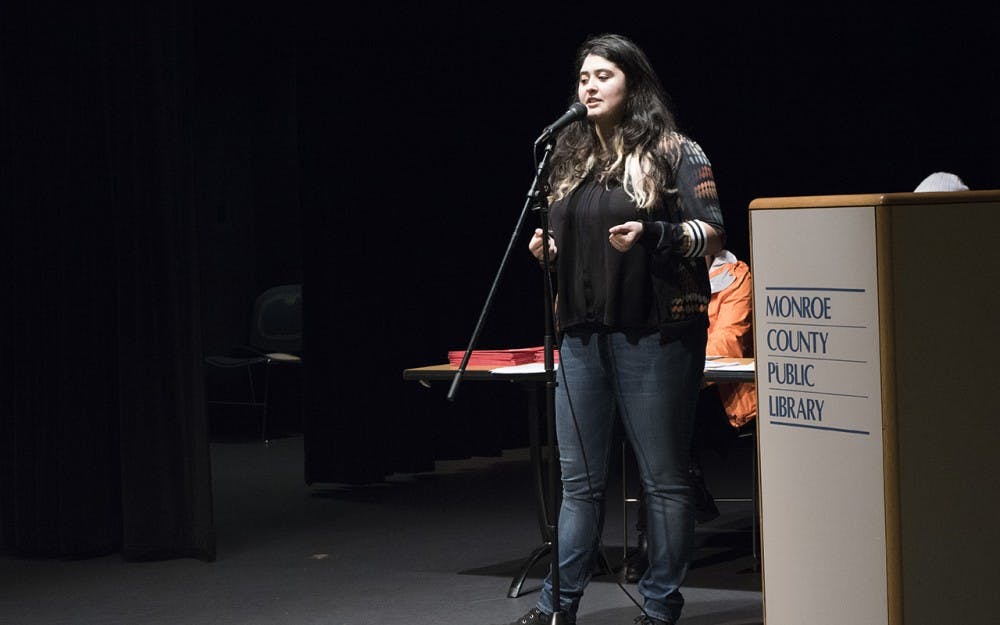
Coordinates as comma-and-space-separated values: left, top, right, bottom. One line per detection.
491, 362, 558, 374
703, 358, 755, 371
447, 346, 559, 367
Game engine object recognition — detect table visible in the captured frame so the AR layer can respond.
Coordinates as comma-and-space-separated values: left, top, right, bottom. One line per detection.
402, 358, 754, 385
402, 358, 755, 597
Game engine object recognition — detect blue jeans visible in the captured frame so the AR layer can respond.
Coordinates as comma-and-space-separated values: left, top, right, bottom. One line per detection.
537, 328, 705, 624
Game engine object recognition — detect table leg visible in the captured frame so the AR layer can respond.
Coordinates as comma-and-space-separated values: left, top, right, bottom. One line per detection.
508, 381, 554, 598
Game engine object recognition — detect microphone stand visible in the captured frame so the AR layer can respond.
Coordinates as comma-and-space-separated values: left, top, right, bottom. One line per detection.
531, 138, 566, 625
447, 135, 566, 625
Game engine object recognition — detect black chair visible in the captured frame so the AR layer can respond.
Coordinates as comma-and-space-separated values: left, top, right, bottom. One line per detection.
204, 284, 302, 444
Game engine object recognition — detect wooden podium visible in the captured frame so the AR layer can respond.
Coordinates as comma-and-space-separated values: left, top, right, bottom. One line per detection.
749, 191, 1000, 625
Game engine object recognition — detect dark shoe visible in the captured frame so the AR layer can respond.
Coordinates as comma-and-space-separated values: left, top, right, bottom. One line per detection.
622, 532, 648, 583
504, 607, 575, 625
633, 614, 672, 625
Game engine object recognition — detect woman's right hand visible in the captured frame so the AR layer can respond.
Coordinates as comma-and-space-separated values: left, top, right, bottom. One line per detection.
529, 228, 558, 262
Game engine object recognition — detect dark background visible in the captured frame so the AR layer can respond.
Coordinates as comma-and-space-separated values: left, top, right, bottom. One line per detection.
2, 1, 997, 560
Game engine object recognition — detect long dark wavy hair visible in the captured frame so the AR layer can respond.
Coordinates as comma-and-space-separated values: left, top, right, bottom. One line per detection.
549, 33, 679, 211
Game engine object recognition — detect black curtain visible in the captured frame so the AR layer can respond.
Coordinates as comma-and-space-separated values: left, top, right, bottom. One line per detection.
296, 7, 538, 485
1, 2, 214, 559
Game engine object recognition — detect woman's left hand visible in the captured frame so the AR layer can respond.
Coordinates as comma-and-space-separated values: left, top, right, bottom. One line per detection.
609, 221, 643, 252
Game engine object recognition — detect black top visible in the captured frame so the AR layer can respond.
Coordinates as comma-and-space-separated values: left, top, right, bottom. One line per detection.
551, 181, 657, 332
548, 133, 726, 342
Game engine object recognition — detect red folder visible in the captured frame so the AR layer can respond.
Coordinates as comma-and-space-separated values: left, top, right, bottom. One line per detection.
447, 346, 559, 367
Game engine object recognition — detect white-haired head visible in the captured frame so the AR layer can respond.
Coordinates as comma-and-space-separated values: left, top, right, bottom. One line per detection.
914, 172, 969, 192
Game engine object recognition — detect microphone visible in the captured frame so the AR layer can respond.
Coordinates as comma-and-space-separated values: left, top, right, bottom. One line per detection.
535, 102, 588, 145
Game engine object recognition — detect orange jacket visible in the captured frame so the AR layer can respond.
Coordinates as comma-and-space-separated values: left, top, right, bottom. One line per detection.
706, 255, 757, 428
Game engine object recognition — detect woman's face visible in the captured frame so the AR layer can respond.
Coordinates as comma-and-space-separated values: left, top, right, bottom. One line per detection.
577, 53, 627, 128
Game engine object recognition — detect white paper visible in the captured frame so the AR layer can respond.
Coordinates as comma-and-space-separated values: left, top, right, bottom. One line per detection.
490, 363, 558, 375
703, 359, 755, 371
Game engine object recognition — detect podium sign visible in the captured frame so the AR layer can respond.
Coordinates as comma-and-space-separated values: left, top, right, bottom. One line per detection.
752, 204, 887, 624
749, 192, 1000, 625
